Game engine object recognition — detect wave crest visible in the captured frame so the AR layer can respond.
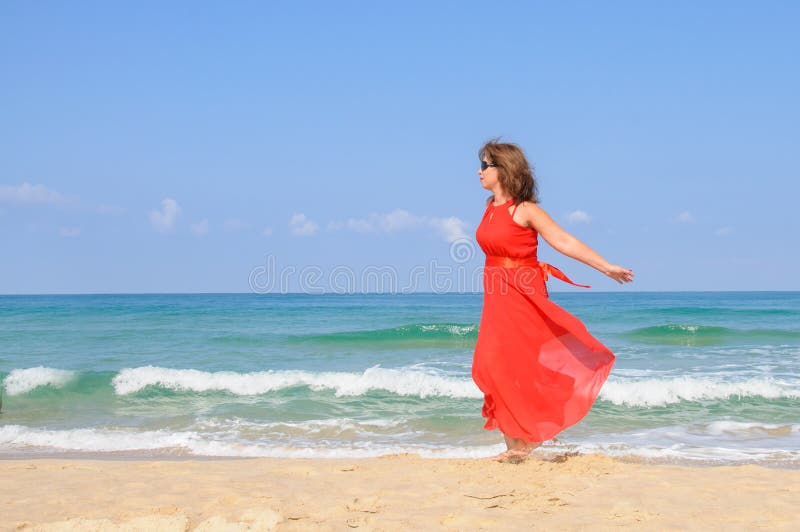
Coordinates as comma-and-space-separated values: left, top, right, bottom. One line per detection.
600, 376, 800, 407
625, 324, 800, 346
111, 365, 483, 398
2, 367, 77, 395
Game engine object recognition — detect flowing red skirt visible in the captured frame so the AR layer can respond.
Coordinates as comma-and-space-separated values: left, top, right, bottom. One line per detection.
471, 263, 615, 442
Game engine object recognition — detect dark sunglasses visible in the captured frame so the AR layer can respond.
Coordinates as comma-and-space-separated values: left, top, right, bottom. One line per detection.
480, 161, 498, 171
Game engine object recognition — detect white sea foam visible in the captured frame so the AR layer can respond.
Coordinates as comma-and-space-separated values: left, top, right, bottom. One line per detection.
700, 420, 799, 438
2, 367, 77, 395
6, 365, 800, 408
3, 423, 799, 464
418, 324, 476, 335
195, 416, 410, 437
599, 376, 800, 407
0, 424, 198, 452
112, 365, 483, 398
551, 421, 800, 464
549, 440, 800, 464
0, 424, 501, 459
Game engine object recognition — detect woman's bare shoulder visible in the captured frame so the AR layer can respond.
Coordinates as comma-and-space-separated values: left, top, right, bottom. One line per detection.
516, 200, 556, 228
517, 200, 548, 215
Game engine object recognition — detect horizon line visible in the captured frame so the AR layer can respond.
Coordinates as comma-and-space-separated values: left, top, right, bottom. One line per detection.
1, 290, 798, 296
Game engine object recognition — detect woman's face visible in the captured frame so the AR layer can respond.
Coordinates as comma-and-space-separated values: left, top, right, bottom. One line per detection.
478, 155, 499, 190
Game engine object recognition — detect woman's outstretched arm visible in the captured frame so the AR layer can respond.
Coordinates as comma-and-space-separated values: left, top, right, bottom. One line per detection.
518, 201, 634, 284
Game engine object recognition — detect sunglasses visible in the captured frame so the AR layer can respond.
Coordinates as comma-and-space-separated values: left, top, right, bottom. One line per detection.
480, 161, 498, 171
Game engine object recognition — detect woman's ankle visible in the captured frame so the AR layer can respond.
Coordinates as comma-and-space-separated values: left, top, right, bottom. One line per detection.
502, 434, 542, 453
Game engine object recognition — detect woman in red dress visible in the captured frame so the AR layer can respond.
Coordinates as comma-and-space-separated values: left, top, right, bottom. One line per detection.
472, 140, 634, 463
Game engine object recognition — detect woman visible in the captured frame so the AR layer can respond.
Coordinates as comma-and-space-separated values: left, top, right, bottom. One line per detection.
472, 139, 634, 463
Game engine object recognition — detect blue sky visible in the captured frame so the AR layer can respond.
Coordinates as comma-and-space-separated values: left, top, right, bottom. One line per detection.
1, 1, 798, 293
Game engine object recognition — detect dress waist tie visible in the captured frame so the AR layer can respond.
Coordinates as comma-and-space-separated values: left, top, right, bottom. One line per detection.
485, 255, 591, 288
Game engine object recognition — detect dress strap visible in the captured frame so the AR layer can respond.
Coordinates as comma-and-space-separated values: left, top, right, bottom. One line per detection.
510, 202, 519, 218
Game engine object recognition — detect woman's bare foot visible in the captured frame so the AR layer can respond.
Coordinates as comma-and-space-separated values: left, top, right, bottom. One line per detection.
489, 440, 541, 463
501, 445, 539, 464
489, 449, 515, 462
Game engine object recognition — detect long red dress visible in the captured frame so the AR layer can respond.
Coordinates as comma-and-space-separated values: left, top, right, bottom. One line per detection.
472, 197, 615, 442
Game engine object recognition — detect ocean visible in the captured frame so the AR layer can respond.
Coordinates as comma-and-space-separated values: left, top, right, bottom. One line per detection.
1, 292, 798, 466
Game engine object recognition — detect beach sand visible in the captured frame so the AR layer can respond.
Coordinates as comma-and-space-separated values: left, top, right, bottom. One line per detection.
2, 453, 799, 531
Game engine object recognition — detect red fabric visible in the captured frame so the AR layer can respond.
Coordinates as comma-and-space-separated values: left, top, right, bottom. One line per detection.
472, 198, 615, 442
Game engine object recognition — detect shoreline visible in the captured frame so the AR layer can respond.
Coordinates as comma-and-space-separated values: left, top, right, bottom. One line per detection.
4, 453, 799, 530
3, 449, 800, 470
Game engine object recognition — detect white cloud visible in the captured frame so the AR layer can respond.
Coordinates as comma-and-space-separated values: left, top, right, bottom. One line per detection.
289, 213, 319, 236
673, 211, 695, 223
327, 209, 469, 243
190, 219, 209, 237
565, 210, 591, 223
58, 227, 80, 238
149, 198, 181, 233
0, 183, 120, 216
262, 227, 273, 236
428, 216, 469, 242
376, 209, 425, 232
0, 182, 69, 205
715, 226, 732, 236
223, 218, 250, 231
328, 209, 423, 233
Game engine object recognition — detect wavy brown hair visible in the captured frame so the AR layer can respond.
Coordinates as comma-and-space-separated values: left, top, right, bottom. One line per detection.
479, 138, 540, 204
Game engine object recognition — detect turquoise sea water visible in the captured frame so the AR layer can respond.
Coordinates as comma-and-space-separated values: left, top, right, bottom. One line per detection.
1, 292, 799, 466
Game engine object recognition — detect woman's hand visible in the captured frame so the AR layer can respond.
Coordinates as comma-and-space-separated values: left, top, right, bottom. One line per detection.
519, 203, 636, 286
603, 264, 634, 284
